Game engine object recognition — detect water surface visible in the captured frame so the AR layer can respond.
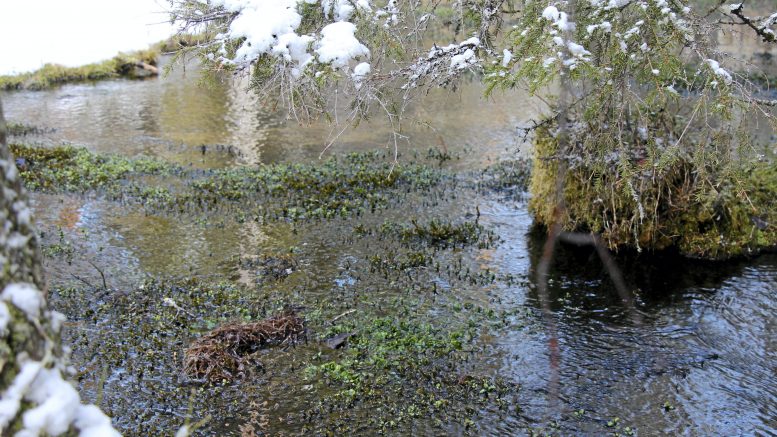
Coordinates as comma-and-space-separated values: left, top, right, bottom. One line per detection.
4, 57, 776, 436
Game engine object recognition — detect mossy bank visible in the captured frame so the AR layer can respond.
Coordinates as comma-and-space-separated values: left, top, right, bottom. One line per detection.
0, 49, 159, 91
529, 127, 777, 259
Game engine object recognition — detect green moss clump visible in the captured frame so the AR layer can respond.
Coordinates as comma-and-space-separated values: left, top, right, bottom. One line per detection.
5, 122, 53, 136
155, 33, 212, 53
9, 144, 174, 191
529, 128, 777, 259
0, 49, 159, 91
394, 218, 497, 249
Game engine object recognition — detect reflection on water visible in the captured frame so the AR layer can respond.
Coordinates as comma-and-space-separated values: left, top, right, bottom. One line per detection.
482, 199, 777, 435
2, 57, 543, 169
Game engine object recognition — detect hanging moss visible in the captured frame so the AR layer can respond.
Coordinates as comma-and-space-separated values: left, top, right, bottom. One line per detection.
528, 127, 777, 260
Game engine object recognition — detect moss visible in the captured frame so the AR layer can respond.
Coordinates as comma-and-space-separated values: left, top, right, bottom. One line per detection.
12, 144, 444, 224
155, 33, 212, 53
0, 48, 159, 91
5, 122, 54, 136
391, 218, 498, 249
9, 144, 175, 191
529, 127, 777, 259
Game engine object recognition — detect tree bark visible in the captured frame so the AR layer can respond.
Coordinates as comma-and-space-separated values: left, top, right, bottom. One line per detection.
0, 98, 118, 435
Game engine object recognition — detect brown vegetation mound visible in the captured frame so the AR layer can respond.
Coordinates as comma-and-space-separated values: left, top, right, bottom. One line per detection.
184, 312, 305, 382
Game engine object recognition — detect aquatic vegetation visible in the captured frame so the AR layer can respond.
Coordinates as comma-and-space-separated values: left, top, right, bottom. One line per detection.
9, 144, 176, 191
369, 249, 430, 273
391, 218, 498, 249
239, 252, 298, 283
184, 311, 305, 382
0, 49, 159, 90
304, 313, 518, 433
5, 122, 54, 136
529, 127, 777, 259
12, 145, 445, 223
478, 159, 533, 198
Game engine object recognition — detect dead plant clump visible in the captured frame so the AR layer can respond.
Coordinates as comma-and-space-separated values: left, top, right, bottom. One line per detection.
184, 312, 305, 382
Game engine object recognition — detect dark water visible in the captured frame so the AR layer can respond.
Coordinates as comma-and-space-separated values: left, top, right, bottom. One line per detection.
2, 59, 776, 435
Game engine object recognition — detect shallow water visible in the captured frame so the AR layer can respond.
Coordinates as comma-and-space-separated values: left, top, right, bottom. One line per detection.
2, 57, 542, 169
4, 58, 777, 435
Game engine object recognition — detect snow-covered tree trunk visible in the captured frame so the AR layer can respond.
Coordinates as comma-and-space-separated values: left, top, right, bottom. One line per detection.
0, 98, 119, 436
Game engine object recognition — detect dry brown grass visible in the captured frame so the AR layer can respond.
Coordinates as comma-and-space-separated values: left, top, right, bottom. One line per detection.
184, 312, 305, 382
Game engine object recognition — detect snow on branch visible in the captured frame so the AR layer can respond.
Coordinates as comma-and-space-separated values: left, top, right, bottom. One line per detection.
173, 0, 375, 78
726, 3, 777, 43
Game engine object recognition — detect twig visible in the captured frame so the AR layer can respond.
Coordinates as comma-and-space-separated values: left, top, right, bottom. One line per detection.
70, 273, 96, 289
88, 260, 108, 290
728, 4, 777, 44
329, 309, 356, 325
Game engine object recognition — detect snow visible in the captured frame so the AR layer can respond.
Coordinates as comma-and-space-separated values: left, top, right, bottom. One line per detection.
706, 59, 732, 84
542, 6, 574, 31
272, 33, 315, 76
0, 362, 121, 436
21, 367, 81, 435
74, 405, 122, 437
218, 0, 304, 65
502, 49, 513, 67
460, 37, 481, 47
16, 205, 33, 228
316, 22, 370, 68
0, 302, 9, 335
175, 425, 191, 437
49, 311, 67, 334
323, 0, 371, 21
353, 62, 371, 78
2, 283, 43, 319
6, 233, 30, 250
450, 49, 476, 70
567, 42, 590, 58
542, 6, 560, 22
0, 282, 120, 436
0, 361, 42, 431
210, 0, 374, 76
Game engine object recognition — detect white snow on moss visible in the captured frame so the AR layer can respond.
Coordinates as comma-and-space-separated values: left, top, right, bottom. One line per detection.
0, 302, 9, 335
2, 283, 42, 319
0, 283, 120, 435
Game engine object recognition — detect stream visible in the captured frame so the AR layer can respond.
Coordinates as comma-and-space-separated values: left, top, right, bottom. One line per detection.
2, 57, 775, 435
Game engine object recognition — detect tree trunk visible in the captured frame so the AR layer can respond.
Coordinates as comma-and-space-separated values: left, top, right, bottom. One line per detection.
0, 98, 119, 435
